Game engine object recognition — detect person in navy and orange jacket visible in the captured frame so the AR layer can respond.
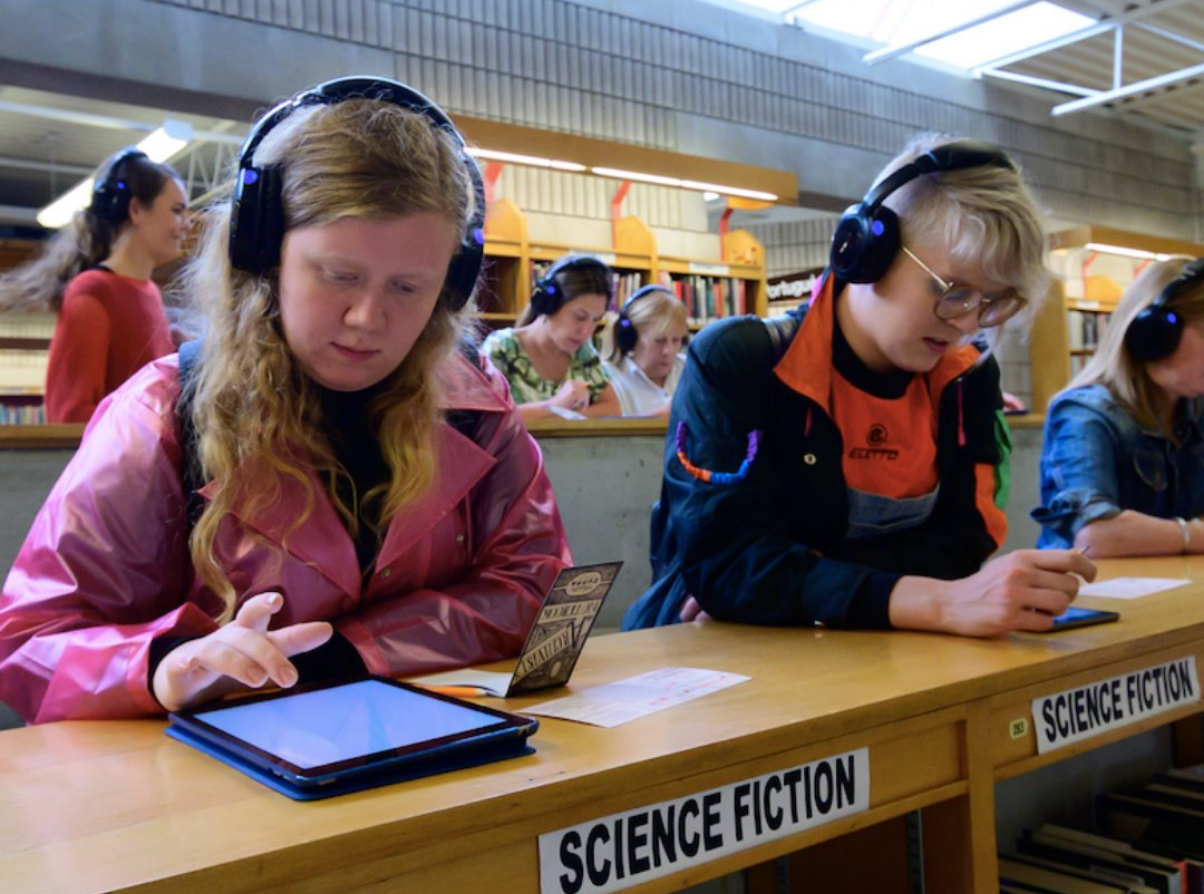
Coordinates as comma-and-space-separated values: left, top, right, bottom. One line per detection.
0, 77, 570, 724
623, 134, 1095, 637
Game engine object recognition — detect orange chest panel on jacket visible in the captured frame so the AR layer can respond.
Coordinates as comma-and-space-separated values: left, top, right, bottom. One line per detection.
829, 370, 939, 500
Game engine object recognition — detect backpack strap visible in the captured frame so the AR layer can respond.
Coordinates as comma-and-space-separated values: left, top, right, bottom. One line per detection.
446, 336, 485, 440
763, 312, 803, 365
176, 339, 206, 532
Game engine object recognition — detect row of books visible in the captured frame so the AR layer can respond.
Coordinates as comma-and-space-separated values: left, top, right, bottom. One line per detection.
1000, 767, 1204, 893
671, 275, 748, 325
1068, 309, 1113, 351
0, 400, 45, 424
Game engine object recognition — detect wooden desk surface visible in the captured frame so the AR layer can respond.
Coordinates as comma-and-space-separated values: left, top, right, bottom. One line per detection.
3, 556, 1203, 894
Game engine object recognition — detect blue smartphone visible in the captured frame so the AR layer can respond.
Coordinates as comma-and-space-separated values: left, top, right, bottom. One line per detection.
1046, 606, 1120, 632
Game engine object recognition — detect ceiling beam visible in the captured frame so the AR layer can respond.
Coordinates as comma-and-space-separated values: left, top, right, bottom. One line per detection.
980, 69, 1098, 96
0, 99, 243, 145
1051, 60, 1204, 116
970, 0, 1197, 75
863, 0, 1037, 66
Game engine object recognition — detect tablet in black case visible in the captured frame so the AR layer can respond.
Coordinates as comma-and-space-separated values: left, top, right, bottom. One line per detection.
166, 676, 538, 800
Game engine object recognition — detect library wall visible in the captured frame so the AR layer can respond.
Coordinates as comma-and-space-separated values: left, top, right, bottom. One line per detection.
0, 0, 1198, 241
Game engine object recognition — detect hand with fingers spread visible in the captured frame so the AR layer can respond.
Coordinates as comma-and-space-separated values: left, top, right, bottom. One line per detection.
152, 591, 334, 712
889, 549, 1098, 637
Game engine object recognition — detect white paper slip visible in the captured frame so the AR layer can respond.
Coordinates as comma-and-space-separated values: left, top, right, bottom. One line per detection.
1077, 577, 1191, 600
522, 667, 750, 728
409, 669, 514, 696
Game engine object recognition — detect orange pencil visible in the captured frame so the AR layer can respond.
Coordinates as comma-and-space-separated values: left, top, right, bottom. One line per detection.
417, 684, 488, 699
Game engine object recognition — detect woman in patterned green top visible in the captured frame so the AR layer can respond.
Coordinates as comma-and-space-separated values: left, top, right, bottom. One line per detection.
482, 255, 621, 421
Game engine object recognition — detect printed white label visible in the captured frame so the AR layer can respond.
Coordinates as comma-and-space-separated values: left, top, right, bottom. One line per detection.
1032, 656, 1200, 754
538, 748, 870, 894
687, 262, 730, 276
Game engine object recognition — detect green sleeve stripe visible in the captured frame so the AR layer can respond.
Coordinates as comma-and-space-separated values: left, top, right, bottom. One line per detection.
993, 408, 1012, 509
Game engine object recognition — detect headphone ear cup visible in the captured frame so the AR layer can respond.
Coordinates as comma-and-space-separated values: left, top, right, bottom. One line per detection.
1125, 305, 1184, 362
444, 235, 484, 312
229, 165, 284, 275
616, 316, 638, 354
829, 205, 900, 284
529, 279, 557, 318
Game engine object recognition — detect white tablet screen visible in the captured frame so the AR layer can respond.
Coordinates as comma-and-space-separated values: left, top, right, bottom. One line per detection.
194, 679, 503, 770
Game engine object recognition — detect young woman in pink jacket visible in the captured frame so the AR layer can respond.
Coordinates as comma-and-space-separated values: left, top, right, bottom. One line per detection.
0, 77, 571, 724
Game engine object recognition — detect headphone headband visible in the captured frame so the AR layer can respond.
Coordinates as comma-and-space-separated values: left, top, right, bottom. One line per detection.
228, 75, 485, 310
529, 254, 612, 318
90, 147, 150, 223
830, 139, 1016, 285
860, 141, 1014, 213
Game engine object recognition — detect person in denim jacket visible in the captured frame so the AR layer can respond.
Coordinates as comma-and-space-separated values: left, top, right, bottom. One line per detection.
1035, 258, 1204, 555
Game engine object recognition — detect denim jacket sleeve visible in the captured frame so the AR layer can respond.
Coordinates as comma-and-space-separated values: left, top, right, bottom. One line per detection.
1032, 390, 1124, 549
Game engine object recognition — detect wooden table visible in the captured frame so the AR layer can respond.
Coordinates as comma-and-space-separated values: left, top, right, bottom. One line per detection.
3, 556, 1203, 894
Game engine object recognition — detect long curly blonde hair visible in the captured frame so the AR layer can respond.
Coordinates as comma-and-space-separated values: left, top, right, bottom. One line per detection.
183, 99, 476, 621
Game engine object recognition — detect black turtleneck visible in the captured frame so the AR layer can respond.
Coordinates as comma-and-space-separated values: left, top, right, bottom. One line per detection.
831, 309, 914, 400
317, 382, 392, 575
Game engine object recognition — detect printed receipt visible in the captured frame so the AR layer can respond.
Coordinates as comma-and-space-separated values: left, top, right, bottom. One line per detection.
522, 667, 750, 728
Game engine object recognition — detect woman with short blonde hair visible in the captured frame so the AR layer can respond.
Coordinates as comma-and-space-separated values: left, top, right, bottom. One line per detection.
600, 285, 689, 417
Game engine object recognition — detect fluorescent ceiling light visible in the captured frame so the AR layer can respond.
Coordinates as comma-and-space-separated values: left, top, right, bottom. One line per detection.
591, 167, 778, 201
467, 147, 587, 172
784, 0, 1094, 71
1085, 242, 1172, 262
37, 119, 194, 229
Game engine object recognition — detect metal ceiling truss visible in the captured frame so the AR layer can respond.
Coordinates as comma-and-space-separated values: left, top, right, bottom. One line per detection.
834, 0, 1202, 123
0, 99, 244, 205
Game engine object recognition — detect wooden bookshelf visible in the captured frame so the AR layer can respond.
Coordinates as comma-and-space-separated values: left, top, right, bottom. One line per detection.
1029, 228, 1204, 415
491, 204, 766, 327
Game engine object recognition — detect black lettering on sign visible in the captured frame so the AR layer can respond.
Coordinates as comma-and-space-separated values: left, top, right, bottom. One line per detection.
586, 823, 610, 888
650, 806, 676, 868
627, 811, 650, 876
679, 798, 701, 858
764, 774, 784, 830
782, 769, 803, 824
835, 753, 856, 809
558, 831, 584, 894
733, 783, 752, 842
814, 761, 834, 814
702, 791, 724, 851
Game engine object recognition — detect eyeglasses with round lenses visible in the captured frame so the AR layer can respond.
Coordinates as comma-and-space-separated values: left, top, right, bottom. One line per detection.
901, 246, 1026, 328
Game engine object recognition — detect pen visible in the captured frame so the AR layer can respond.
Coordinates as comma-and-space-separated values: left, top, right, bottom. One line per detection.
417, 684, 491, 699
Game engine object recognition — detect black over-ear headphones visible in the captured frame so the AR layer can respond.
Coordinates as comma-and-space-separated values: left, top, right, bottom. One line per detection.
1125, 257, 1204, 362
528, 255, 611, 318
90, 147, 149, 223
228, 76, 486, 311
616, 284, 674, 354
829, 140, 1015, 284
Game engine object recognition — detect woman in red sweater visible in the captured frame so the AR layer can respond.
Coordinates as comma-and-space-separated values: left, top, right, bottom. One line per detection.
1, 148, 189, 422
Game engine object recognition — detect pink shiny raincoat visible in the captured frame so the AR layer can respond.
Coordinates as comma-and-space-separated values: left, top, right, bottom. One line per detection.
0, 352, 570, 723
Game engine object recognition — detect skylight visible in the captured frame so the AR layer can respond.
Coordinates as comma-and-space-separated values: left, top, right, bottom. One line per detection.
733, 0, 1097, 72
